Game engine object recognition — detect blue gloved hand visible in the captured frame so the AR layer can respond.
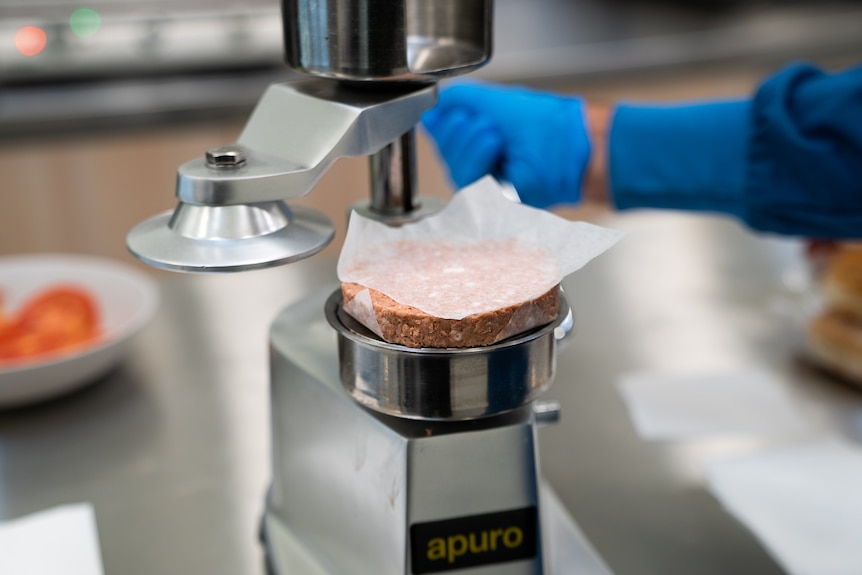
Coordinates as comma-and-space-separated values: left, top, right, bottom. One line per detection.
422, 82, 590, 209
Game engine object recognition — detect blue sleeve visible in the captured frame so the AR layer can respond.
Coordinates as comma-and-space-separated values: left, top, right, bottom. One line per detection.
608, 63, 862, 238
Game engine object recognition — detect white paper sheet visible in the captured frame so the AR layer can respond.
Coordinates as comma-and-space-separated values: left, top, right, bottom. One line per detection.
617, 368, 809, 440
338, 176, 624, 320
705, 440, 862, 575
0, 503, 105, 575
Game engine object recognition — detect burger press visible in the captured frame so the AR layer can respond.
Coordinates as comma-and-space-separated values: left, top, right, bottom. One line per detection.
126, 0, 613, 573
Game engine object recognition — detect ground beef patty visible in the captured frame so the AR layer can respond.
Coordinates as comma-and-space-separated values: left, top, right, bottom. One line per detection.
341, 282, 560, 348
339, 239, 562, 348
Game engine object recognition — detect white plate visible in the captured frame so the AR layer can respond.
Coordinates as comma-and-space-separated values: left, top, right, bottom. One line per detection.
0, 254, 159, 409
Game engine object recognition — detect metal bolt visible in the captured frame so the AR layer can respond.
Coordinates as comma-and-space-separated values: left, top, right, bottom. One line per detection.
533, 400, 561, 426
206, 145, 247, 169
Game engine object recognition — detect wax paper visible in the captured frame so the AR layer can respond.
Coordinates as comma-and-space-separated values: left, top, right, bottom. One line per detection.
338, 176, 623, 343
705, 440, 862, 575
617, 368, 809, 440
0, 503, 105, 575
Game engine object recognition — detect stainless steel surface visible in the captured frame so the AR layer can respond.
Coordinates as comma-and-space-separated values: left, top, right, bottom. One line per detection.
126, 203, 334, 272
267, 289, 605, 573
174, 79, 437, 206
369, 130, 418, 217
267, 292, 409, 574
326, 290, 568, 420
169, 201, 290, 239
3, 213, 860, 574
0, 258, 337, 575
351, 196, 448, 226
553, 293, 574, 345
262, 484, 613, 575
533, 400, 561, 426
281, 0, 492, 82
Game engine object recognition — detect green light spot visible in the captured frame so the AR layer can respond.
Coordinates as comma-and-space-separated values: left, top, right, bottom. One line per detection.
70, 8, 101, 38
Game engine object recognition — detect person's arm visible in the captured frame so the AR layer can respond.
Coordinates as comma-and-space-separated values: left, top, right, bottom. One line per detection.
608, 63, 862, 238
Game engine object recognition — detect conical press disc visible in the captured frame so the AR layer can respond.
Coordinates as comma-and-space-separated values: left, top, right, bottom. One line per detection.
127, 204, 334, 273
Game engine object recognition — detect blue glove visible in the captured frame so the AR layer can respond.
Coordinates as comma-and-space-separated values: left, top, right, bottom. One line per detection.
422, 82, 590, 209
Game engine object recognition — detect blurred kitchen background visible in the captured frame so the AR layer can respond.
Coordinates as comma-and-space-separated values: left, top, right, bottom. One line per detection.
2, 0, 862, 270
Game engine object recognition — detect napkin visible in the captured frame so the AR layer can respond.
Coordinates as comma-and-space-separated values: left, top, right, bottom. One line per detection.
617, 368, 808, 440
0, 503, 105, 575
705, 440, 862, 575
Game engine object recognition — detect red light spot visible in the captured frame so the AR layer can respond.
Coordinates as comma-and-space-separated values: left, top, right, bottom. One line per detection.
15, 26, 48, 57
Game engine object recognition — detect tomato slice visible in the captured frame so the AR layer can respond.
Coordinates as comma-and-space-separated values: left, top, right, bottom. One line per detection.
0, 286, 101, 364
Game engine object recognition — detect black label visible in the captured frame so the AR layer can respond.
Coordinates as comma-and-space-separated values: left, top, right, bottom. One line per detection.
410, 507, 538, 574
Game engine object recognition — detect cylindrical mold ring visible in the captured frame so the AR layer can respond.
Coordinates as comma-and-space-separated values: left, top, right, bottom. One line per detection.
325, 290, 569, 420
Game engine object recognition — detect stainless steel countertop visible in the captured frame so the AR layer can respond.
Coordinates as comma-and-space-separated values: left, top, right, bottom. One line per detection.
2, 210, 860, 574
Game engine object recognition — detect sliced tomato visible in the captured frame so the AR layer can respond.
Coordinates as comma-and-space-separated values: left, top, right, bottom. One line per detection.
0, 286, 101, 364
17, 286, 99, 340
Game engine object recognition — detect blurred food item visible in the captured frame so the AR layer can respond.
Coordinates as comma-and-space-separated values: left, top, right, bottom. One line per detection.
0, 286, 102, 365
804, 239, 842, 279
805, 244, 862, 385
821, 245, 862, 317
807, 310, 862, 384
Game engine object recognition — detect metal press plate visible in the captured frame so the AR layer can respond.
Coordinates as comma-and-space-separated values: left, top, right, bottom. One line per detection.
325, 289, 570, 421
127, 203, 334, 273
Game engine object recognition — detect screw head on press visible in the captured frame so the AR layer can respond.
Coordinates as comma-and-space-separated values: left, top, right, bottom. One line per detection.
205, 145, 247, 169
